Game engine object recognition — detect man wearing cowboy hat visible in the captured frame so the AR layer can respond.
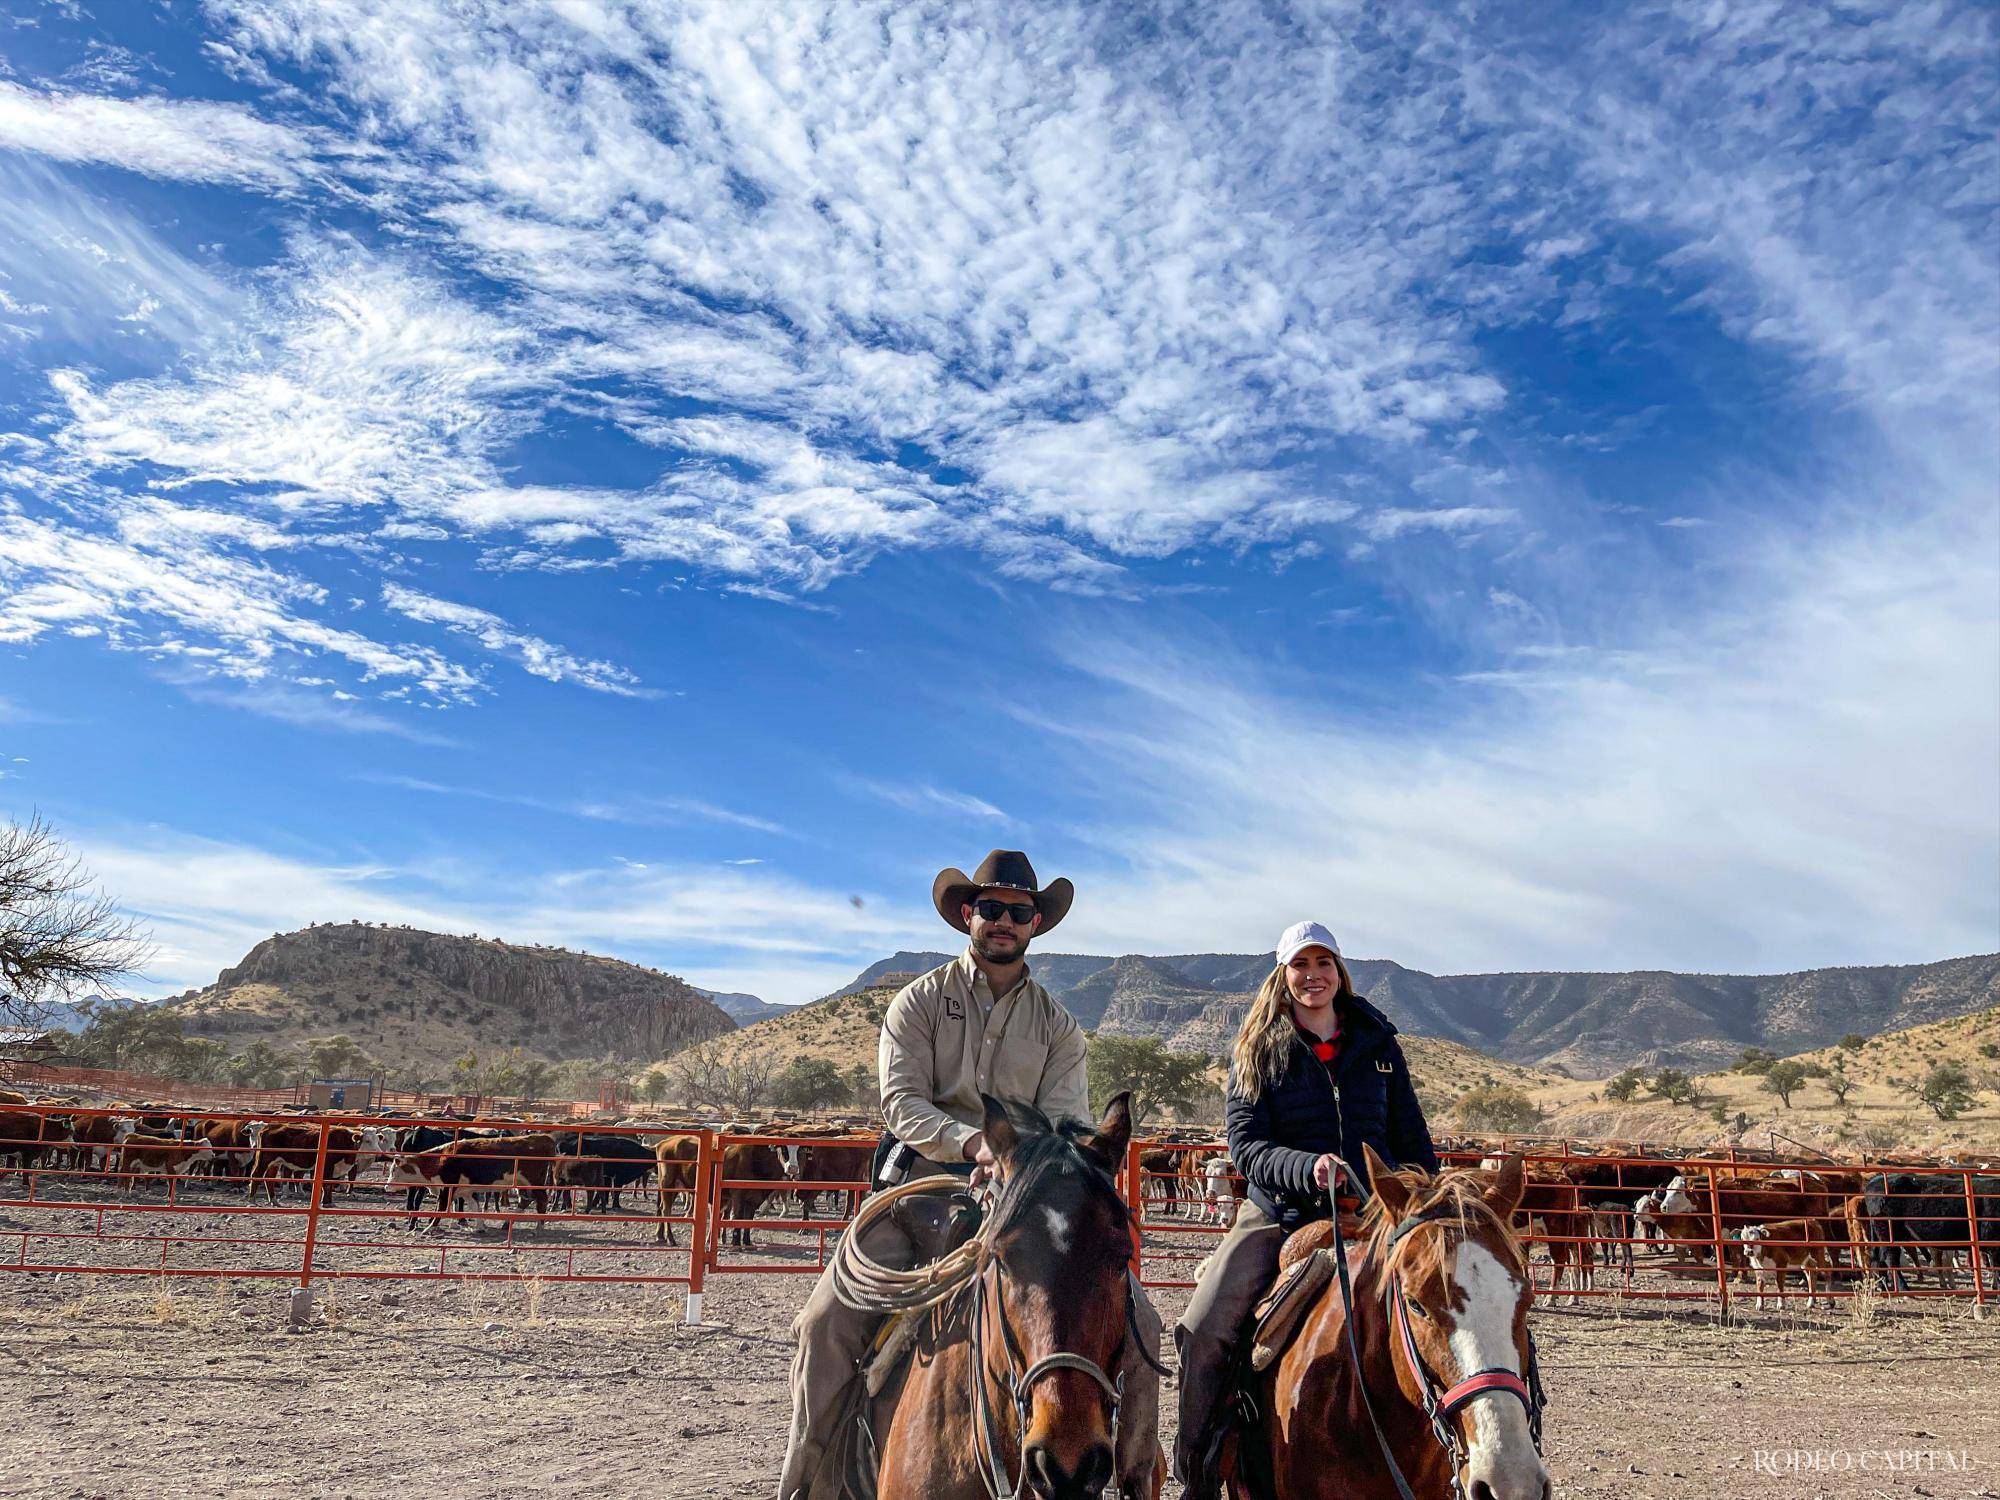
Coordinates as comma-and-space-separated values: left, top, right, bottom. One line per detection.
780, 849, 1157, 1498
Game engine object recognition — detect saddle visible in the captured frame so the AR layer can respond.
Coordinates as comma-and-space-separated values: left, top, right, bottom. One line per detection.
1206, 1205, 1366, 1493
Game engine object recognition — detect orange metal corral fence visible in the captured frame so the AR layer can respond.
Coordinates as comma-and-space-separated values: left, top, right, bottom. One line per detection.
0, 1105, 1990, 1322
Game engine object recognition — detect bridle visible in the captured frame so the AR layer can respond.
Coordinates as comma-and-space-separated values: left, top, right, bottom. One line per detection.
1382, 1205, 1546, 1496
1328, 1190, 1548, 1500
963, 1204, 1168, 1500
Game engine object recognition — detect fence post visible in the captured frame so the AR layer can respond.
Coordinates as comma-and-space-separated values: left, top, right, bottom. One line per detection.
1124, 1139, 1144, 1279
1704, 1163, 1730, 1312
296, 1122, 333, 1291
1962, 1168, 1986, 1314
684, 1128, 715, 1326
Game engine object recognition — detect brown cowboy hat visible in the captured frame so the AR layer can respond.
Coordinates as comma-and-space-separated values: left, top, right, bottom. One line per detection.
932, 849, 1074, 935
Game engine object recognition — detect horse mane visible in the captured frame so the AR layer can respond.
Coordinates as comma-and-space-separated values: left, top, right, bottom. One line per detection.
1358, 1164, 1529, 1280
985, 1098, 1127, 1243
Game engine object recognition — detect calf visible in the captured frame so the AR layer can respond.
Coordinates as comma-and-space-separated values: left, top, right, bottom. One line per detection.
115, 1133, 216, 1195
1739, 1218, 1830, 1308
1201, 1155, 1238, 1226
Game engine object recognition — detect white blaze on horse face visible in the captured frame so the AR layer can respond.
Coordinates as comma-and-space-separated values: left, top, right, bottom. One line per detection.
1043, 1206, 1072, 1252
1445, 1242, 1548, 1500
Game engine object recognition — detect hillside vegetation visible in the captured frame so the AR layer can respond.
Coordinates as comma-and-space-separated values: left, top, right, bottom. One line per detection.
1526, 1006, 2000, 1153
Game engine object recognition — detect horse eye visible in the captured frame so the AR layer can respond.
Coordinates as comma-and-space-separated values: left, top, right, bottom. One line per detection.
1404, 1295, 1431, 1321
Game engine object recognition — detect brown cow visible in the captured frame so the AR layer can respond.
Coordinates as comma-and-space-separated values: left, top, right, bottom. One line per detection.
115, 1133, 216, 1195
654, 1134, 699, 1244
387, 1133, 560, 1230
0, 1110, 73, 1179
246, 1123, 363, 1205
719, 1141, 787, 1248
787, 1136, 874, 1222
1739, 1218, 1831, 1308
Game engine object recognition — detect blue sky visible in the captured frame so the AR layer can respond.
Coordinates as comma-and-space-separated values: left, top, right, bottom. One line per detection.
1, 1, 1994, 1004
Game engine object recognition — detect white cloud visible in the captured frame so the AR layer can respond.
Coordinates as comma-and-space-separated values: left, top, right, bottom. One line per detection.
75, 824, 931, 1004
846, 778, 1013, 825
1037, 483, 2000, 976
379, 583, 649, 696
0, 80, 321, 189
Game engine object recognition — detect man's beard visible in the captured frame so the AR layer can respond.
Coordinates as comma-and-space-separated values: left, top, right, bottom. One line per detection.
970, 928, 1029, 964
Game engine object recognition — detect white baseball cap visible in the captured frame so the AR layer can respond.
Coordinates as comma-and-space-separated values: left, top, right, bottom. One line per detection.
1276, 920, 1342, 967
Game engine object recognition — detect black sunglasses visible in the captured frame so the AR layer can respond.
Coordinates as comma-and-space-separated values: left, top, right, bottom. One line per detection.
972, 898, 1037, 924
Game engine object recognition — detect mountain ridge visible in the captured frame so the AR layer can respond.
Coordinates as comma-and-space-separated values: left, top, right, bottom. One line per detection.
823, 949, 2000, 1076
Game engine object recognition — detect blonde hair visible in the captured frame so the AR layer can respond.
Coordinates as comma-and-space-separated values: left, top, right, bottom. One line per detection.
1229, 954, 1357, 1102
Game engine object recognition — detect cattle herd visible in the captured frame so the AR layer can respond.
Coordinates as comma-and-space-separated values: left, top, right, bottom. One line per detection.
1, 1089, 1995, 1304
1132, 1131, 2000, 1304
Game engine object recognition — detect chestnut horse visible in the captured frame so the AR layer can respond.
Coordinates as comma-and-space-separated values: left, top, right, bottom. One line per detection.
875, 1093, 1166, 1500
1232, 1148, 1550, 1500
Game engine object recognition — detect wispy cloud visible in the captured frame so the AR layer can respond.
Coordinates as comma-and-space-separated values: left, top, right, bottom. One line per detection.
845, 776, 1013, 826
74, 823, 919, 1003
0, 80, 321, 189
380, 583, 649, 697
359, 772, 788, 837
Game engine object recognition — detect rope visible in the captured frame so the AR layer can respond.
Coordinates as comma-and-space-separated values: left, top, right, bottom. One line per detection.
828, 1175, 990, 1316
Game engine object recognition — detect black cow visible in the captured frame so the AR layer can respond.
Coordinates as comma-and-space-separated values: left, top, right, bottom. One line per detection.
1863, 1172, 2000, 1291
555, 1133, 656, 1214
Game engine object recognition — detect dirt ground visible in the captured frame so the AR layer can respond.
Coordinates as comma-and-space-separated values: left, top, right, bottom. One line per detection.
1, 1197, 1997, 1499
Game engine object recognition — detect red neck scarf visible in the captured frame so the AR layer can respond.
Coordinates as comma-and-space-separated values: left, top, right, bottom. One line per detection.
1296, 1018, 1343, 1068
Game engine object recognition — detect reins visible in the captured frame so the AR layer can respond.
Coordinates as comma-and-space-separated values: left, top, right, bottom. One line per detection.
829, 1162, 1164, 1500
1325, 1185, 1548, 1500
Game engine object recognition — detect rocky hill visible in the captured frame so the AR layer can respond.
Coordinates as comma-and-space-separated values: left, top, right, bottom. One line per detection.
828, 950, 2000, 1077
168, 923, 734, 1069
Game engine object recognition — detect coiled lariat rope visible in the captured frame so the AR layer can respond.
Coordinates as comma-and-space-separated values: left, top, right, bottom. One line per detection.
828, 1175, 990, 1316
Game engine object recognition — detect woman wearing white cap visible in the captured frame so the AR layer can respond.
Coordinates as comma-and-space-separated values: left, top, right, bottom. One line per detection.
1171, 919, 1438, 1500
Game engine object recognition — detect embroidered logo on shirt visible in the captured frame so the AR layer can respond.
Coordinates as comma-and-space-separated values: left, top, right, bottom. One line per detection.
945, 996, 965, 1020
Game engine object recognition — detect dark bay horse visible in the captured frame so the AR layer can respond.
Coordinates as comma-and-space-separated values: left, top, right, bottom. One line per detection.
875, 1093, 1165, 1500
1234, 1148, 1550, 1500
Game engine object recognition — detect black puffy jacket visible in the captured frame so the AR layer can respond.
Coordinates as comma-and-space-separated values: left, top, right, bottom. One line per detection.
1225, 993, 1439, 1232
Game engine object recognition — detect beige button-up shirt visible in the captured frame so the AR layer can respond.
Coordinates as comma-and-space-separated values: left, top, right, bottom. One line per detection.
878, 950, 1091, 1164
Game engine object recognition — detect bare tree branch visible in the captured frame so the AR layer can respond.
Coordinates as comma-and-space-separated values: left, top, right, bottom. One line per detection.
0, 813, 153, 1026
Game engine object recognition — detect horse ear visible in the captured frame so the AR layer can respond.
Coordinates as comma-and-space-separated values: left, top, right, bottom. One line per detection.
1363, 1144, 1412, 1219
1482, 1153, 1526, 1218
1084, 1091, 1133, 1168
980, 1094, 1018, 1161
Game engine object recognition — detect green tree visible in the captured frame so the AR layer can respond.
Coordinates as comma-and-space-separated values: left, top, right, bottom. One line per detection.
1452, 1084, 1543, 1135
1911, 1062, 1979, 1121
1838, 1034, 1867, 1052
1084, 1035, 1214, 1123
844, 1072, 876, 1120
771, 1056, 851, 1113
1647, 1067, 1702, 1108
305, 1034, 374, 1079
640, 1069, 669, 1104
1759, 1060, 1808, 1107
1603, 1067, 1646, 1103
1736, 1047, 1778, 1075
1824, 1060, 1857, 1106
